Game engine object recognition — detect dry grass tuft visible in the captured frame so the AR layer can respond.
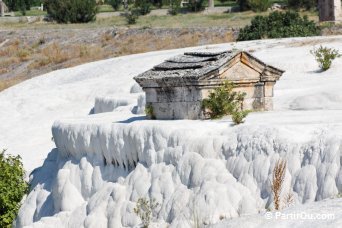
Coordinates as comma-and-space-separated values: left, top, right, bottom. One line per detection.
0, 76, 25, 92
41, 43, 69, 64
283, 191, 294, 208
271, 159, 287, 210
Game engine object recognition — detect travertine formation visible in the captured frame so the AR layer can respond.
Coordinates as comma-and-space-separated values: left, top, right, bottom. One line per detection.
134, 51, 284, 120
319, 0, 342, 22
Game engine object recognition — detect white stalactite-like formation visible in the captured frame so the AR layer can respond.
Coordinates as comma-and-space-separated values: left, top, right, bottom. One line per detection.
3, 36, 342, 227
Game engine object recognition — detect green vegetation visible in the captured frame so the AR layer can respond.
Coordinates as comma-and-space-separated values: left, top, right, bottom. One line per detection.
311, 45, 341, 71
249, 0, 270, 12
14, 9, 47, 16
0, 149, 28, 228
169, 0, 181, 15
124, 8, 139, 24
215, 0, 239, 7
4, 0, 30, 14
287, 0, 316, 10
0, 9, 318, 30
188, 0, 205, 12
202, 80, 249, 124
134, 197, 159, 228
145, 104, 155, 119
45, 0, 97, 23
134, 0, 152, 15
238, 0, 271, 12
232, 110, 250, 124
103, 2, 119, 12
238, 11, 319, 41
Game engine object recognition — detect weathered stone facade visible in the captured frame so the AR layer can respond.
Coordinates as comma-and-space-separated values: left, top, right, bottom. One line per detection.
319, 0, 342, 22
134, 51, 284, 120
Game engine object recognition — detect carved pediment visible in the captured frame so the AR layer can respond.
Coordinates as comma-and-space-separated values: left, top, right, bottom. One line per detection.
219, 61, 261, 82
134, 50, 284, 88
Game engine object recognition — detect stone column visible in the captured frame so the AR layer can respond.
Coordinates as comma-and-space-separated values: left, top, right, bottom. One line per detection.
0, 0, 4, 17
318, 0, 342, 22
335, 0, 342, 21
208, 0, 214, 9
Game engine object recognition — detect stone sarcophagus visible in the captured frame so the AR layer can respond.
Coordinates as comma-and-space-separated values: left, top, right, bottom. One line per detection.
134, 51, 284, 120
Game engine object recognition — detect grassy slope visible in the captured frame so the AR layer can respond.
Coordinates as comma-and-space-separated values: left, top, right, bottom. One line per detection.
0, 8, 318, 92
1, 10, 317, 30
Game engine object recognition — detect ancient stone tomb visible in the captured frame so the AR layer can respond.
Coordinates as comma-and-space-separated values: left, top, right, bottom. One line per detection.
134, 51, 284, 120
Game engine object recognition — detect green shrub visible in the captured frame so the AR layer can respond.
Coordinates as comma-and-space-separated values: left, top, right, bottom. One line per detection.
0, 149, 28, 228
202, 81, 249, 124
287, 0, 316, 10
248, 0, 270, 12
134, 197, 159, 228
134, 0, 151, 15
151, 0, 163, 8
45, 0, 97, 23
107, 0, 121, 11
232, 110, 250, 125
145, 104, 155, 119
238, 11, 320, 41
310, 45, 341, 71
124, 8, 139, 24
169, 0, 181, 15
237, 0, 249, 11
4, 0, 29, 12
188, 0, 205, 12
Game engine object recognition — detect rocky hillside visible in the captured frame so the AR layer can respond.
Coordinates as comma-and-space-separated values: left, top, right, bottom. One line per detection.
0, 27, 236, 91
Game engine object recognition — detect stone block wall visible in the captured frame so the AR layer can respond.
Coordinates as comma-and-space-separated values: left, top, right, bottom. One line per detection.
145, 82, 275, 120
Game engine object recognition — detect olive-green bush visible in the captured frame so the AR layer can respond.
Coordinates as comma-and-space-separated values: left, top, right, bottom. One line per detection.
107, 0, 121, 11
45, 0, 97, 23
188, 0, 205, 12
124, 7, 140, 24
287, 0, 316, 10
248, 0, 270, 12
311, 45, 341, 71
0, 149, 28, 228
238, 0, 270, 12
169, 0, 181, 15
134, 0, 152, 15
238, 11, 320, 41
202, 81, 249, 124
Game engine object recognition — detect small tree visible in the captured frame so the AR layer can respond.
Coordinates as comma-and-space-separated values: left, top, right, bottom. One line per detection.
107, 0, 121, 11
232, 110, 250, 125
169, 0, 181, 15
0, 149, 28, 228
134, 0, 151, 15
145, 104, 155, 119
188, 0, 205, 12
248, 0, 270, 12
202, 80, 249, 124
237, 0, 250, 11
287, 0, 316, 10
124, 7, 139, 25
310, 45, 341, 71
134, 197, 159, 228
45, 0, 97, 23
271, 159, 286, 210
4, 0, 30, 12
